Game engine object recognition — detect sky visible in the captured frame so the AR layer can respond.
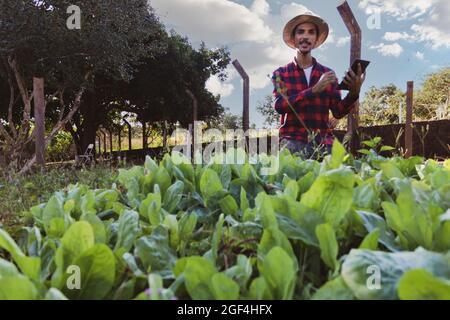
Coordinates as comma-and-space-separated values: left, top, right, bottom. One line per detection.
148, 0, 450, 127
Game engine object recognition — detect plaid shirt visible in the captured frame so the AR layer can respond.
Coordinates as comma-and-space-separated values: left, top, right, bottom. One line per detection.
272, 57, 358, 145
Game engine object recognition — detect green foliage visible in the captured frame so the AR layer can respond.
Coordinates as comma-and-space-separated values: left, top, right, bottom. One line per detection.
0, 147, 449, 300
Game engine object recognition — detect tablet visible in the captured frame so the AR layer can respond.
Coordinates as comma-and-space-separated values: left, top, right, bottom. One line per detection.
337, 59, 370, 91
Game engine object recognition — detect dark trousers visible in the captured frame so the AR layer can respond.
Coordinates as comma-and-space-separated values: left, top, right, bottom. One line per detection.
283, 139, 332, 159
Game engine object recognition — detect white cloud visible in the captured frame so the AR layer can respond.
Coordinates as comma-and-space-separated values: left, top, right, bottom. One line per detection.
336, 36, 350, 47
370, 43, 404, 57
149, 0, 339, 91
361, 0, 450, 49
358, 0, 436, 20
149, 0, 273, 44
411, 23, 450, 49
415, 51, 424, 60
383, 32, 413, 42
206, 75, 235, 97
250, 0, 270, 17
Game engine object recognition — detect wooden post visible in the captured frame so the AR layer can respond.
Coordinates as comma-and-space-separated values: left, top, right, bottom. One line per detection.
96, 135, 101, 154
232, 60, 249, 133
142, 121, 147, 150
33, 77, 46, 169
405, 81, 414, 158
118, 127, 122, 151
108, 129, 113, 154
101, 130, 107, 155
123, 118, 132, 151
337, 1, 361, 154
185, 89, 198, 123
186, 89, 198, 156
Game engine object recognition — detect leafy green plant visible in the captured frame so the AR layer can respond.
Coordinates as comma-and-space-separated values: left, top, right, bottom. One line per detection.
0, 141, 449, 300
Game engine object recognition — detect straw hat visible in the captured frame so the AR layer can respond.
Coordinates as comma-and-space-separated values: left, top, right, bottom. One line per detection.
283, 11, 329, 49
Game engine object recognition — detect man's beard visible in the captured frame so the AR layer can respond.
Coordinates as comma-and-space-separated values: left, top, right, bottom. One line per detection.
297, 39, 312, 54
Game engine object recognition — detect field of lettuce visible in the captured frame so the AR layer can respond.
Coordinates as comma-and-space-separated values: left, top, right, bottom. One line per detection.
0, 140, 449, 300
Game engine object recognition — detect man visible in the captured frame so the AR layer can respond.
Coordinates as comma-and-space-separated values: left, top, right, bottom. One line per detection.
272, 11, 366, 157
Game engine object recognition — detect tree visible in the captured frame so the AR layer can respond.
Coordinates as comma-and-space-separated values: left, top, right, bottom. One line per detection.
121, 32, 231, 132
414, 67, 449, 120
208, 108, 242, 131
0, 0, 164, 172
256, 94, 279, 128
360, 84, 406, 126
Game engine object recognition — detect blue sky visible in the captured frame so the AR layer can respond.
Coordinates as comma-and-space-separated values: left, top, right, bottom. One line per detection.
149, 0, 450, 127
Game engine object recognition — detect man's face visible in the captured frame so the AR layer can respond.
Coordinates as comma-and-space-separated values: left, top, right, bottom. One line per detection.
293, 22, 318, 54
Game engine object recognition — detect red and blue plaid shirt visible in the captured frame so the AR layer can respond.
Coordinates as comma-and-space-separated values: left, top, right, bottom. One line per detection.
272, 57, 358, 145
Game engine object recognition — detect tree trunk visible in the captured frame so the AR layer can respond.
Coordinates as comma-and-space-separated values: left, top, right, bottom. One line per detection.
33, 77, 46, 169
80, 91, 98, 155
142, 121, 147, 150
163, 120, 168, 150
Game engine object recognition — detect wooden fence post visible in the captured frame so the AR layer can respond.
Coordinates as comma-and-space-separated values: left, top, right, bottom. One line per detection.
123, 118, 132, 151
232, 60, 250, 133
405, 81, 414, 158
337, 1, 361, 154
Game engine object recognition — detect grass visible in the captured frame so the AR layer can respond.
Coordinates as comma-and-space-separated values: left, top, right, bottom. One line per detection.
0, 164, 124, 236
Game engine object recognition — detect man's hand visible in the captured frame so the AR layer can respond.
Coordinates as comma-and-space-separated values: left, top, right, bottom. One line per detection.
342, 64, 366, 98
312, 71, 337, 94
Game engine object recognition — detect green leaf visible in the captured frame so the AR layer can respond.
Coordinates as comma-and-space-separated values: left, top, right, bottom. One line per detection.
179, 212, 198, 242
42, 195, 65, 227
0, 276, 39, 300
258, 227, 297, 271
301, 168, 355, 227
210, 273, 240, 300
81, 190, 97, 215
81, 213, 106, 244
224, 255, 252, 289
240, 187, 249, 212
315, 224, 339, 271
248, 277, 272, 300
276, 213, 320, 247
297, 172, 315, 195
357, 149, 371, 155
380, 146, 395, 152
0, 258, 19, 278
153, 167, 172, 197
255, 192, 278, 229
59, 221, 95, 265
114, 210, 139, 252
51, 221, 95, 288
162, 181, 184, 213
44, 288, 68, 300
381, 183, 433, 250
359, 229, 380, 250
63, 244, 116, 300
135, 226, 177, 279
139, 188, 162, 225
0, 228, 41, 281
330, 139, 346, 169
148, 273, 164, 300
398, 269, 450, 300
357, 211, 401, 252
163, 214, 179, 250
204, 214, 224, 264
200, 168, 223, 199
219, 195, 239, 217
183, 256, 217, 300
341, 247, 450, 300
379, 162, 405, 179
283, 180, 299, 200
312, 276, 354, 300
261, 247, 296, 300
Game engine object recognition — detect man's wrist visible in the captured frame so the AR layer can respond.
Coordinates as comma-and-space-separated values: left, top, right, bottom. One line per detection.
348, 91, 360, 100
